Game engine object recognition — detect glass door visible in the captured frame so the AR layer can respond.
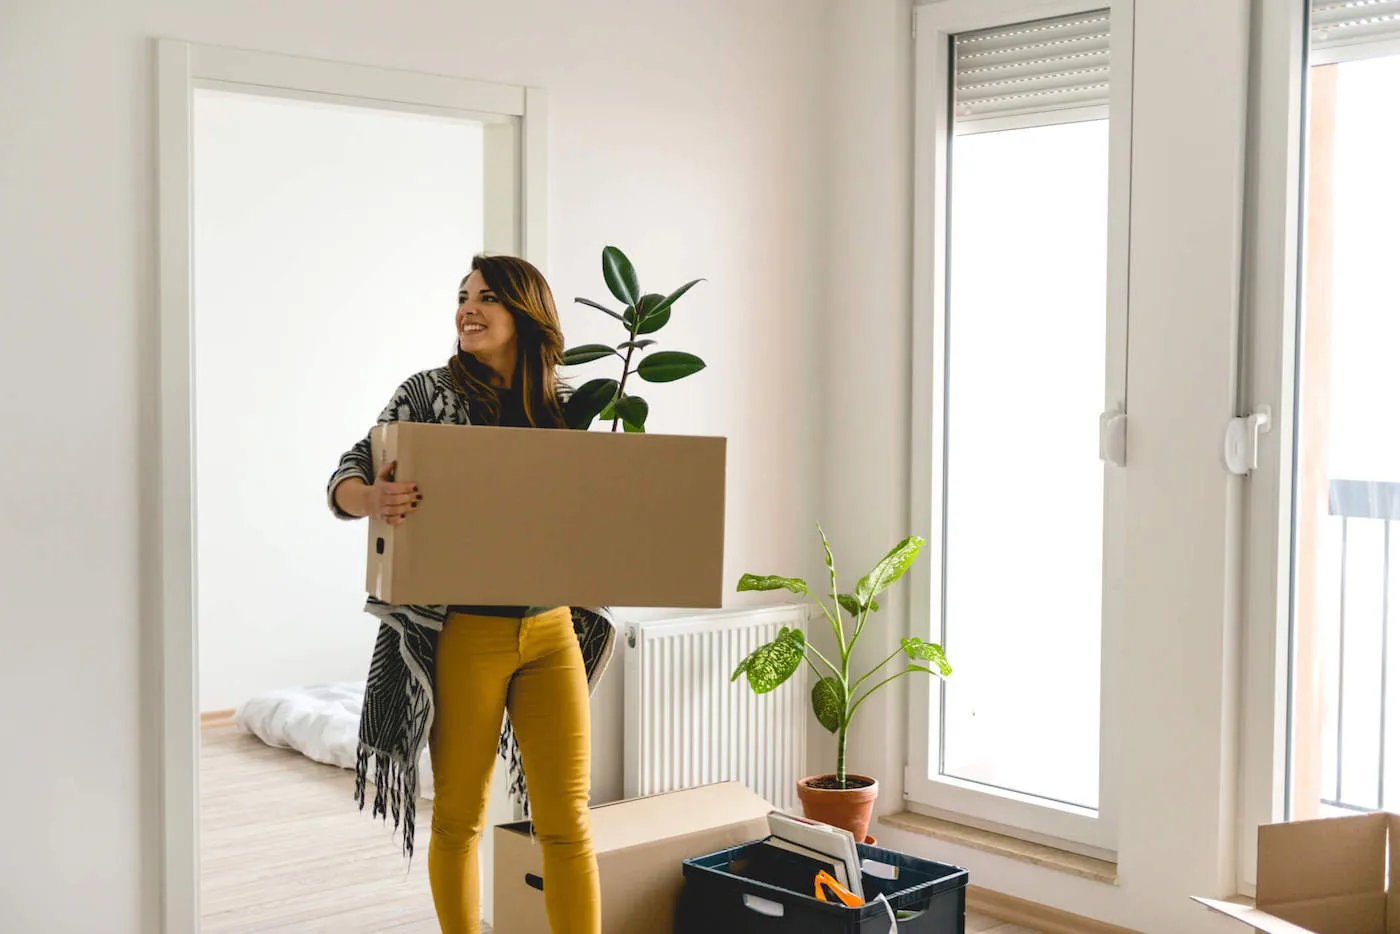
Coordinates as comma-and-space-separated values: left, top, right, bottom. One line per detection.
1289, 4, 1400, 820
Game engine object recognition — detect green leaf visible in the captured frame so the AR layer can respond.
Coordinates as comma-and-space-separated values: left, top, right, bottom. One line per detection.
614, 395, 649, 429
647, 278, 703, 319
837, 593, 879, 617
632, 293, 672, 334
855, 536, 927, 606
819, 524, 836, 576
636, 305, 672, 335
602, 246, 641, 307
575, 297, 625, 322
561, 344, 618, 366
901, 638, 951, 676
731, 627, 806, 693
600, 399, 618, 421
638, 351, 707, 383
617, 339, 657, 351
737, 574, 809, 596
907, 663, 950, 679
563, 378, 619, 430
812, 677, 845, 733
623, 419, 645, 433
624, 291, 684, 335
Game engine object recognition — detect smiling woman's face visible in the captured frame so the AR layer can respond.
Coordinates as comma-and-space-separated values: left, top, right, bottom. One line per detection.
456, 269, 518, 367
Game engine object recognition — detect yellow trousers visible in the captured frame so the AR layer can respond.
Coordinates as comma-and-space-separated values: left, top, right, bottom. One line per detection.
428, 609, 601, 934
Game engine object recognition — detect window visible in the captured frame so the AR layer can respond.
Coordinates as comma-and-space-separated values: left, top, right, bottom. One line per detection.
1240, 0, 1400, 892
908, 0, 1131, 851
942, 116, 1108, 810
1291, 4, 1400, 819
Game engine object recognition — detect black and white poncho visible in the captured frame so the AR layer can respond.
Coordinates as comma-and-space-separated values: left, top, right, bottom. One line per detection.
327, 366, 617, 857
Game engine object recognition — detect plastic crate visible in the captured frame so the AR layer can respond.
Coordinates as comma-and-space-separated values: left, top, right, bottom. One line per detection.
677, 840, 968, 933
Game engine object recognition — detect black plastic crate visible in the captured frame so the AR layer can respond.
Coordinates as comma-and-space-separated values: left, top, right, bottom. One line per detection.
677, 840, 968, 933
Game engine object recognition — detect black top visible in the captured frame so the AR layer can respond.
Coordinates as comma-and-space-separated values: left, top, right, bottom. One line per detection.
448, 371, 532, 620
496, 381, 527, 429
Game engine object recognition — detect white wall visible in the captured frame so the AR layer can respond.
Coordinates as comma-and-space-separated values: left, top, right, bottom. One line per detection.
0, 1, 825, 930
194, 89, 486, 712
816, 0, 916, 826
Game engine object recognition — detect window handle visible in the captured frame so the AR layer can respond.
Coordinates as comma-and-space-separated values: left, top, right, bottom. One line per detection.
1100, 409, 1128, 467
1224, 406, 1272, 476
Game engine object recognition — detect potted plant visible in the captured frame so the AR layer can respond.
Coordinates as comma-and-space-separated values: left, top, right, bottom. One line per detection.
562, 246, 706, 432
731, 525, 951, 842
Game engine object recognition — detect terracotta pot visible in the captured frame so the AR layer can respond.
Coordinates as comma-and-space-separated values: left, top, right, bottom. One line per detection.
795, 774, 879, 842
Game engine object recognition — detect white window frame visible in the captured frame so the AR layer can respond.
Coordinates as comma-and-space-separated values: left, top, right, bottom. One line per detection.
153, 40, 547, 933
1239, 0, 1400, 896
1236, 0, 1308, 895
906, 0, 1133, 855
1228, 0, 1400, 895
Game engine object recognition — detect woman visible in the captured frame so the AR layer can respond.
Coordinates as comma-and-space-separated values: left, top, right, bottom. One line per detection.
327, 254, 614, 934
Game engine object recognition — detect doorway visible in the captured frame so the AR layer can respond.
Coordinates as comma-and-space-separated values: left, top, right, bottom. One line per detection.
156, 41, 546, 933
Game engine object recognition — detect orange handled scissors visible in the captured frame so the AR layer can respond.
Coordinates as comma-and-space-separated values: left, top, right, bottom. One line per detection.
814, 869, 864, 907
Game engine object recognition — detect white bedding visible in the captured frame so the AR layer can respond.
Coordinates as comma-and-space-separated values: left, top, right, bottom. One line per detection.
234, 682, 435, 799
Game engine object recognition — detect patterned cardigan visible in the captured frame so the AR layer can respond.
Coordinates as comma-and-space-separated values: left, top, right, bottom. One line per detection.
327, 366, 617, 855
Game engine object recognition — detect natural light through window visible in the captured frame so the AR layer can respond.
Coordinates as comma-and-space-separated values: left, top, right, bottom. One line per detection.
1290, 49, 1400, 818
1328, 57, 1400, 491
940, 119, 1108, 810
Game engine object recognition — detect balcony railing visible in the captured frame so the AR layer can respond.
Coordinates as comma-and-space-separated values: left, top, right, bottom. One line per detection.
1321, 478, 1400, 812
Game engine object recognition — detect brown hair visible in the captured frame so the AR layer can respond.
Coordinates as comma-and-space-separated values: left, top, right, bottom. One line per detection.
448, 254, 567, 428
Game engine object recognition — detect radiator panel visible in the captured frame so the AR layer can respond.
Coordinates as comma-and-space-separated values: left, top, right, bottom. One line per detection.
622, 606, 808, 811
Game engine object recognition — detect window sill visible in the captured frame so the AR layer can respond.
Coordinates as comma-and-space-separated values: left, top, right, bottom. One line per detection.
880, 811, 1119, 885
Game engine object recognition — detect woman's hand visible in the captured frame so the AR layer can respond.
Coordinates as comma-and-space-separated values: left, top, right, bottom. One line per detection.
336, 461, 421, 524
367, 461, 421, 525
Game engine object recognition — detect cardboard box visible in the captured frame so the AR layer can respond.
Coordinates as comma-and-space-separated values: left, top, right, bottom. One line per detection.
366, 423, 726, 607
492, 781, 772, 934
1195, 812, 1400, 933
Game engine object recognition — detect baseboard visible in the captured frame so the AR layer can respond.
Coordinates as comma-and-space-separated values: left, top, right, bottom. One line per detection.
968, 886, 1141, 934
201, 708, 236, 728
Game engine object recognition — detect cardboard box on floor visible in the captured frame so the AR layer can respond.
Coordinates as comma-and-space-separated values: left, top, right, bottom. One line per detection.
1195, 812, 1400, 933
366, 423, 726, 608
492, 781, 771, 934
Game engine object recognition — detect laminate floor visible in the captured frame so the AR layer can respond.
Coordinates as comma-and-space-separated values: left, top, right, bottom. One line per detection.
200, 724, 1038, 933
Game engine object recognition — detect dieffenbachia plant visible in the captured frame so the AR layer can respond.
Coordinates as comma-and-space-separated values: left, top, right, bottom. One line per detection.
731, 526, 952, 788
563, 246, 705, 433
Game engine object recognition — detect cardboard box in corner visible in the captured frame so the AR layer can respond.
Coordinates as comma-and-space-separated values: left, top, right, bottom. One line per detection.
1195, 811, 1400, 933
366, 422, 726, 608
493, 782, 771, 934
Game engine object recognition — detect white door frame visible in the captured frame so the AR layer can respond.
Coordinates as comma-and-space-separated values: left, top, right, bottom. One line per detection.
153, 39, 548, 932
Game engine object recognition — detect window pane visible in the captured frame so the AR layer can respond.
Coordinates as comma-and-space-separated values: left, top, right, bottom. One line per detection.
940, 120, 1108, 809
1290, 54, 1400, 819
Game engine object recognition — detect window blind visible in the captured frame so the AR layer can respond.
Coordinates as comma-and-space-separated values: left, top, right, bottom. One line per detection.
953, 10, 1111, 134
1312, 0, 1400, 61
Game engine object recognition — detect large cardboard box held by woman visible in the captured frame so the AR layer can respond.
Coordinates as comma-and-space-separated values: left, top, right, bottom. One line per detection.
365, 422, 727, 608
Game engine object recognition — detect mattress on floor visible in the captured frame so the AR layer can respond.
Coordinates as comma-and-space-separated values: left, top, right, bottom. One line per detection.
234, 682, 436, 798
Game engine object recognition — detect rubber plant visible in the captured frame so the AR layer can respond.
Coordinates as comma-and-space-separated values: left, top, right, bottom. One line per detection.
731, 525, 951, 840
562, 246, 705, 432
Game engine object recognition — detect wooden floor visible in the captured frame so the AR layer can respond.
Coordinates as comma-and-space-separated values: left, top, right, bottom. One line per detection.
201, 722, 443, 932
200, 723, 1037, 932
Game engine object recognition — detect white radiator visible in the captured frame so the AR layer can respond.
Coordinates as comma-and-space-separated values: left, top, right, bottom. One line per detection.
622, 605, 809, 811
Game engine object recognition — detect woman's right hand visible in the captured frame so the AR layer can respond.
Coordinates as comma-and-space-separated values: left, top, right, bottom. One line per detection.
365, 461, 421, 525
